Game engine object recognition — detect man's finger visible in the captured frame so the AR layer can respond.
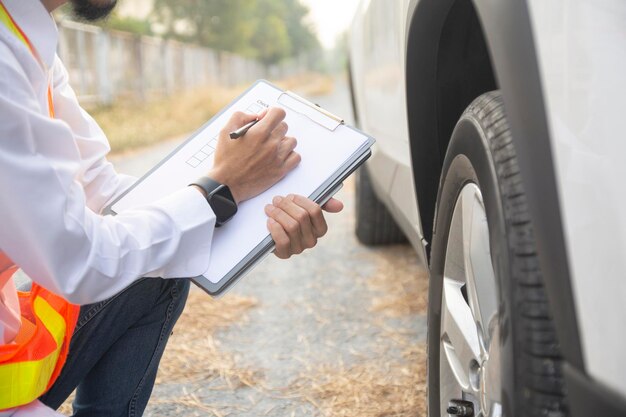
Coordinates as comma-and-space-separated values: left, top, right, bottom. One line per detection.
278, 136, 298, 159
322, 197, 344, 213
282, 151, 301, 173
264, 203, 303, 254
291, 194, 328, 237
220, 110, 261, 134
257, 108, 268, 120
253, 106, 286, 139
267, 218, 291, 259
275, 196, 317, 248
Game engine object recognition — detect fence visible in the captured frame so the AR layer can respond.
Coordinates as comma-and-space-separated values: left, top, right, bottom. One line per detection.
57, 19, 306, 106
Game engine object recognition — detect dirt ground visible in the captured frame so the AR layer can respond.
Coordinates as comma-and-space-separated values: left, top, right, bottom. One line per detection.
107, 80, 430, 417
136, 175, 428, 417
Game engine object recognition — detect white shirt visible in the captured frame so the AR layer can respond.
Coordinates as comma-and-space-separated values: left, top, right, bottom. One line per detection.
0, 0, 216, 414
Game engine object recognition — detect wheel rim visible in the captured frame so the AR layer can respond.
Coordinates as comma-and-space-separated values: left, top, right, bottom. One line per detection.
439, 183, 502, 417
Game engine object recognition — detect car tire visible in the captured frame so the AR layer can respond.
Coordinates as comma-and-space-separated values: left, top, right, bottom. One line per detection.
427, 91, 567, 417
355, 165, 406, 245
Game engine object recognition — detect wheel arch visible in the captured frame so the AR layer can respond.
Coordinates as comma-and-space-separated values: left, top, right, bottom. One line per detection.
404, 0, 497, 252
404, 0, 585, 377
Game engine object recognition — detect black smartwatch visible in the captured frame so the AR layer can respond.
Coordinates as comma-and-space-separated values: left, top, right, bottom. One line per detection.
189, 176, 238, 227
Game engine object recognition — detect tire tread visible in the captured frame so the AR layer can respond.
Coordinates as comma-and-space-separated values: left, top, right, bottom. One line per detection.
465, 91, 568, 416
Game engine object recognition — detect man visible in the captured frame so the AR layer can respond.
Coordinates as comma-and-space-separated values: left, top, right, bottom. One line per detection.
0, 0, 343, 415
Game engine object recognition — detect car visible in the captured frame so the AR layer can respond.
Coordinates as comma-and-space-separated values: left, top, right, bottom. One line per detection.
348, 1, 626, 416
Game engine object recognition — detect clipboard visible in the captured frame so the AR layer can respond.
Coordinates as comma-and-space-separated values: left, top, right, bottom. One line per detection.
104, 80, 375, 296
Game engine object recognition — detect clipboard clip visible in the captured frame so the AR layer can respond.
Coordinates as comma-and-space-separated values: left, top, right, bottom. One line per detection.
277, 90, 345, 131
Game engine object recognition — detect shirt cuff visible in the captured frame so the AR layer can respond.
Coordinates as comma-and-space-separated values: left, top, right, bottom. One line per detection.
146, 186, 216, 278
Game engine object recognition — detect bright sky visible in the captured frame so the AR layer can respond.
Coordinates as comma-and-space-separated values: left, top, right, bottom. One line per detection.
299, 0, 362, 49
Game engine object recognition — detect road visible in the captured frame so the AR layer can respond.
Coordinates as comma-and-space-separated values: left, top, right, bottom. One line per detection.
109, 78, 428, 417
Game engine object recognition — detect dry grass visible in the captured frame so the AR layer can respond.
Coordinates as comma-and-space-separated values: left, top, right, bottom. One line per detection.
286, 344, 427, 417
92, 86, 239, 155
92, 73, 335, 155
156, 289, 260, 387
58, 396, 74, 415
149, 389, 254, 417
366, 246, 429, 318
275, 73, 335, 97
281, 245, 429, 417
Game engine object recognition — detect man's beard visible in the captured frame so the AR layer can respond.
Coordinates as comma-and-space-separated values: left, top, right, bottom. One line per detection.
70, 0, 117, 21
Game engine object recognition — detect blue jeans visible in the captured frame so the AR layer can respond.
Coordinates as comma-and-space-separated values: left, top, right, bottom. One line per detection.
40, 277, 190, 417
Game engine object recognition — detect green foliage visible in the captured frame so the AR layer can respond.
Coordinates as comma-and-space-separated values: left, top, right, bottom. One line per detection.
251, 14, 291, 65
151, 0, 320, 66
100, 15, 153, 36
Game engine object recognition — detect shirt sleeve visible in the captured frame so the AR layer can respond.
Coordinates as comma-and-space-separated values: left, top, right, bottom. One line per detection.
0, 51, 216, 305
51, 56, 135, 213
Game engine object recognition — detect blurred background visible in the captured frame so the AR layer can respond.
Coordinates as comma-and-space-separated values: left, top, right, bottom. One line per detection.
54, 0, 359, 153
54, 1, 427, 416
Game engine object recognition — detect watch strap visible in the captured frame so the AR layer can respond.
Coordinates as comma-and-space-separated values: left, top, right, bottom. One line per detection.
190, 176, 223, 195
189, 176, 237, 227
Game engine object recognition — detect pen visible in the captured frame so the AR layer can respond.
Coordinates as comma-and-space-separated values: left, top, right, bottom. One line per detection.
229, 119, 259, 139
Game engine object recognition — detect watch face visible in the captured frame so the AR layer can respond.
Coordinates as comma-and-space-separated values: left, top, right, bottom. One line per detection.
209, 185, 237, 225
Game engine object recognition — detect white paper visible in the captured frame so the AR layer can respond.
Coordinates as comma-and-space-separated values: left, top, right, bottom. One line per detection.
111, 81, 370, 284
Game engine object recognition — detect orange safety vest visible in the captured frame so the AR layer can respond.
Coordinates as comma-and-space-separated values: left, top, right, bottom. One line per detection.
0, 1, 79, 410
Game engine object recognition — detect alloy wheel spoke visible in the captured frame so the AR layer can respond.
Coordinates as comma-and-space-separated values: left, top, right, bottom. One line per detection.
441, 278, 481, 391
442, 183, 502, 417
459, 185, 499, 349
439, 340, 465, 416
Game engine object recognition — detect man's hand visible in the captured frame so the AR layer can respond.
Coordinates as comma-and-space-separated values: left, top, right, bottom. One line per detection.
264, 194, 344, 259
206, 108, 300, 204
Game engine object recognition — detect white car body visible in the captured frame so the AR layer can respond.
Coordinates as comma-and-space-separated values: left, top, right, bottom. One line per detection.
349, 1, 426, 264
528, 0, 626, 395
349, 0, 626, 413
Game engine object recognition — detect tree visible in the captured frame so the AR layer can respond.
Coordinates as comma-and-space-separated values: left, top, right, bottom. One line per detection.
151, 0, 320, 65
282, 0, 319, 55
250, 14, 291, 65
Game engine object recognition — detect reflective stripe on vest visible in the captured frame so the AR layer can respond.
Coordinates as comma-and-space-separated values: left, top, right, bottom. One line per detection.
0, 292, 66, 407
0, 1, 79, 410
